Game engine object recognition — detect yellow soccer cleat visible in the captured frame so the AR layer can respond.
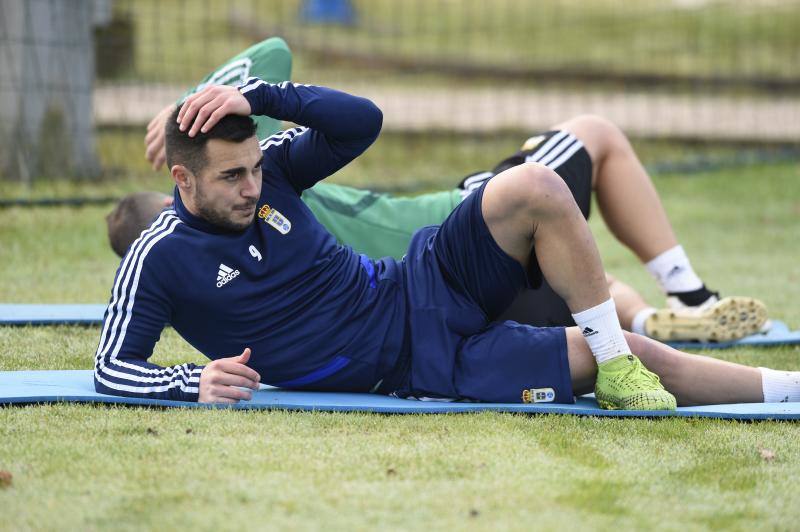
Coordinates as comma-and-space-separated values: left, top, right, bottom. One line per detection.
595, 354, 677, 411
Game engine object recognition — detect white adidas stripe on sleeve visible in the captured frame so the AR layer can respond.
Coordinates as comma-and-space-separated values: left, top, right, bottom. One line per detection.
259, 127, 309, 151
94, 212, 198, 394
96, 210, 176, 357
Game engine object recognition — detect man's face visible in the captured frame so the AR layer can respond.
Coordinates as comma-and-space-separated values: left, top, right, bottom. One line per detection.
192, 136, 263, 231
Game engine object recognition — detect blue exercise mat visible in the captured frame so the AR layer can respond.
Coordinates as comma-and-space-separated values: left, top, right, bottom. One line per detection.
666, 320, 800, 349
2, 304, 799, 350
1, 370, 799, 420
0, 304, 107, 325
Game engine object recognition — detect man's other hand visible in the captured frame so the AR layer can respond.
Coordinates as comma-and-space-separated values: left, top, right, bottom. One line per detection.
177, 85, 252, 138
144, 103, 176, 171
198, 347, 261, 404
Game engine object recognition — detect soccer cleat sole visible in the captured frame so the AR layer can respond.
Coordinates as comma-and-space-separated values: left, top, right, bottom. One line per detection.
646, 296, 768, 343
595, 391, 677, 411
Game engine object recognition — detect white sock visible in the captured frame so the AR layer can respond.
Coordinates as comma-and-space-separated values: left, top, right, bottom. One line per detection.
631, 307, 657, 336
759, 368, 800, 403
646, 245, 703, 294
571, 299, 631, 364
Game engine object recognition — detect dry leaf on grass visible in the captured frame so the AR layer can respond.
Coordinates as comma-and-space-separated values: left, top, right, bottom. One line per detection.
758, 448, 776, 462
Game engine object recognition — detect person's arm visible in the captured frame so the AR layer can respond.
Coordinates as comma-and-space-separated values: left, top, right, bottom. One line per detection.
241, 78, 382, 192
145, 37, 292, 171
94, 216, 203, 401
144, 103, 176, 170
178, 79, 383, 192
94, 214, 259, 403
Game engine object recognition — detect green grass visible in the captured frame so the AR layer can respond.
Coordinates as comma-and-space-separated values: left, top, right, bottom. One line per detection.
3, 1, 799, 526
1, 142, 800, 528
2, 406, 800, 530
112, 0, 800, 85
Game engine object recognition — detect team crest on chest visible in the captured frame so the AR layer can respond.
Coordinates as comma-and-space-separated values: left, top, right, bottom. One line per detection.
258, 203, 291, 234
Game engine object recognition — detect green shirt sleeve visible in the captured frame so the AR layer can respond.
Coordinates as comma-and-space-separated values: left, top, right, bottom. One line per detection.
302, 183, 462, 259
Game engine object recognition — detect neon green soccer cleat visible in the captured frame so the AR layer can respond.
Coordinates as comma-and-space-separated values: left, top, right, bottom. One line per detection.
595, 354, 677, 411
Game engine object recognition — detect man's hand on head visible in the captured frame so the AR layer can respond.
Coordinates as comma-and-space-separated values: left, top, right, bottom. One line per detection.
177, 85, 252, 138
145, 103, 177, 171
198, 347, 261, 404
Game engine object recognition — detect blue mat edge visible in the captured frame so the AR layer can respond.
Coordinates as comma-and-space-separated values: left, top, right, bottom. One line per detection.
3, 396, 799, 420
2, 370, 799, 420
668, 320, 800, 349
0, 304, 107, 326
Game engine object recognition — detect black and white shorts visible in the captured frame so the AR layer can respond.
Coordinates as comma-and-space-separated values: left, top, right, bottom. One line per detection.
457, 130, 595, 328
458, 130, 593, 219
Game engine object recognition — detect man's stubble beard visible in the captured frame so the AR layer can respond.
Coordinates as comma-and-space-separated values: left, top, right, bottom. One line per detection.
193, 182, 255, 232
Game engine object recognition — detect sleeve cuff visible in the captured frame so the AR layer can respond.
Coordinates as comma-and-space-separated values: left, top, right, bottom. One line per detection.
238, 77, 267, 116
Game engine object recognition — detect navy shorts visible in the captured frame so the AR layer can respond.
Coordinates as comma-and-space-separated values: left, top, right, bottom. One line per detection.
458, 129, 593, 328
398, 182, 573, 404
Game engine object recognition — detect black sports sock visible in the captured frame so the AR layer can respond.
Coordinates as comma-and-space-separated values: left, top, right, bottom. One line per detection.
668, 285, 718, 307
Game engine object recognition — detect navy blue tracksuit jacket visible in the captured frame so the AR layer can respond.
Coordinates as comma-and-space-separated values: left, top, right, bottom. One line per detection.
94, 78, 407, 401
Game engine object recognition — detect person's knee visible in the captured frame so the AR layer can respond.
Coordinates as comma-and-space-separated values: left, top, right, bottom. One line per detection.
484, 163, 577, 234
513, 162, 574, 215
573, 114, 623, 138
567, 114, 630, 156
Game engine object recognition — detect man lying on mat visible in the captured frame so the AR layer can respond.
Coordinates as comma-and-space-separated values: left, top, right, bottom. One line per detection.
128, 37, 767, 345
94, 79, 799, 410
118, 114, 768, 345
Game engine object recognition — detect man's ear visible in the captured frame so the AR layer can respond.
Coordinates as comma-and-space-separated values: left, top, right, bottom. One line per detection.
171, 165, 194, 191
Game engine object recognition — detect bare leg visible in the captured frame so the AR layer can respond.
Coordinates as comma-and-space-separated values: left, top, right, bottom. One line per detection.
606, 273, 651, 330
482, 163, 609, 312
482, 163, 683, 411
554, 115, 677, 263
565, 328, 763, 405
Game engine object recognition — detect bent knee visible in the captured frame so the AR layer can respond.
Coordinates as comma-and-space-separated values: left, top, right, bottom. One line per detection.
512, 162, 573, 209
571, 114, 618, 133
485, 163, 577, 226
559, 114, 630, 156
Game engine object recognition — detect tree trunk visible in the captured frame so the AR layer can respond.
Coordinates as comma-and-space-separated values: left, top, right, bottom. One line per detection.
0, 0, 101, 182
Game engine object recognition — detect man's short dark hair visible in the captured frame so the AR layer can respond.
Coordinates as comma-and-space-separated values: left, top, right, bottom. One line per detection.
106, 192, 169, 257
164, 105, 257, 175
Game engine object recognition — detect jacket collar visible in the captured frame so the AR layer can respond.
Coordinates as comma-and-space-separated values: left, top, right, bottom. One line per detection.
172, 187, 248, 235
